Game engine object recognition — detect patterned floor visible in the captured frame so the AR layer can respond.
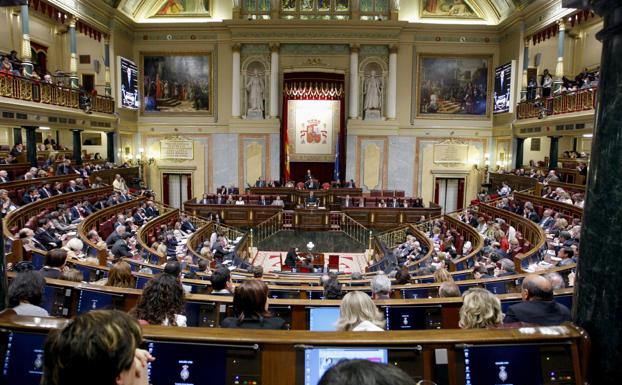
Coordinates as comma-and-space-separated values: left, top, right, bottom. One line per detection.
253, 251, 369, 273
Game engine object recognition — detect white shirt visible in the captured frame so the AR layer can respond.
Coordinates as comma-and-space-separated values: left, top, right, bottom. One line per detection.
13, 303, 49, 317
235, 200, 245, 205
162, 314, 187, 327
352, 320, 385, 332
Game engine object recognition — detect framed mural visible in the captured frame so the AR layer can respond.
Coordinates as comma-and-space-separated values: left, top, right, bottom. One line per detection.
420, 0, 481, 19
416, 54, 492, 119
155, 0, 211, 16
141, 53, 212, 115
287, 99, 340, 162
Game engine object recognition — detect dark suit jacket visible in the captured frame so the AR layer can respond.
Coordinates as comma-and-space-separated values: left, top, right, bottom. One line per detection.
105, 231, 122, 246
22, 194, 38, 205
220, 316, 287, 330
40, 267, 62, 279
111, 239, 132, 259
35, 229, 60, 250
284, 251, 297, 268
145, 207, 159, 217
528, 211, 540, 223
38, 188, 52, 199
181, 220, 196, 233
503, 300, 571, 326
0, 176, 9, 183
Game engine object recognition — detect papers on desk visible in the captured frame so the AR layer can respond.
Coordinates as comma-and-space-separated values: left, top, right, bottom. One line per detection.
233, 236, 242, 244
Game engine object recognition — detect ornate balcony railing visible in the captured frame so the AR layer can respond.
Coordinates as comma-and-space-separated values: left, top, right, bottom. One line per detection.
0, 73, 115, 114
516, 87, 597, 120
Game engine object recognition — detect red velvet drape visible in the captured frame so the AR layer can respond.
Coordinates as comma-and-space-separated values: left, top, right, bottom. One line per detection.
281, 72, 346, 184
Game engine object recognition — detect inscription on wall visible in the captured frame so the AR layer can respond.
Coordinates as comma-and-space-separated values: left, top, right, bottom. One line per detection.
160, 137, 194, 160
433, 143, 469, 164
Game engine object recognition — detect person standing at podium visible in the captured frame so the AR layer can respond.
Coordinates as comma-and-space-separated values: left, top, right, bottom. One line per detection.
306, 191, 319, 207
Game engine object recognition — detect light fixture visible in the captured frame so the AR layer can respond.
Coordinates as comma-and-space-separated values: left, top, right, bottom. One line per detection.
39, 126, 50, 130
582, 134, 593, 138
139, 148, 144, 153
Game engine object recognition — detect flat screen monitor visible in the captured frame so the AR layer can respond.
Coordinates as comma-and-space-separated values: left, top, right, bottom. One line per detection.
459, 344, 575, 385
1, 331, 47, 385
309, 307, 340, 331
145, 340, 227, 385
184, 301, 217, 328
385, 306, 442, 330
42, 286, 71, 317
493, 61, 516, 114
304, 348, 388, 385
118, 56, 139, 110
76, 289, 123, 314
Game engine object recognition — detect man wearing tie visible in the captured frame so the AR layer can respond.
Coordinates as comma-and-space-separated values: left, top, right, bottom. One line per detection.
391, 198, 400, 208
22, 188, 40, 205
259, 195, 268, 206
65, 180, 78, 193
180, 214, 196, 233
0, 170, 9, 183
56, 160, 74, 176
39, 183, 52, 199
305, 191, 318, 207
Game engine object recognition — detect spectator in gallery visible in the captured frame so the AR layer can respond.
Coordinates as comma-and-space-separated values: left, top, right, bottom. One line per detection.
221, 280, 287, 330
318, 359, 416, 385
336, 291, 386, 332
459, 288, 503, 329
271, 195, 284, 207
541, 69, 553, 97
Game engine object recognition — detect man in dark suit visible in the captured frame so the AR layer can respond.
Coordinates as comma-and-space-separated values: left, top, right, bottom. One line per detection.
105, 226, 127, 247
65, 180, 78, 193
56, 160, 74, 176
305, 191, 318, 207
145, 201, 160, 217
390, 198, 400, 208
284, 248, 298, 268
255, 177, 266, 187
9, 143, 24, 158
111, 236, 133, 260
39, 249, 67, 279
180, 214, 196, 233
345, 179, 356, 188
22, 188, 40, 205
0, 171, 9, 183
258, 195, 268, 206
43, 134, 57, 147
39, 183, 53, 199
539, 209, 555, 229
503, 274, 571, 326
34, 219, 61, 250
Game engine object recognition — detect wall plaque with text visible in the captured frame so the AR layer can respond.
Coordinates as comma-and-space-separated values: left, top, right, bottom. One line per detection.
433, 143, 469, 164
160, 137, 194, 160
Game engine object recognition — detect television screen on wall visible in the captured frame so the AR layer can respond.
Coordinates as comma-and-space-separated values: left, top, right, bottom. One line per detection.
493, 61, 516, 114
119, 56, 139, 110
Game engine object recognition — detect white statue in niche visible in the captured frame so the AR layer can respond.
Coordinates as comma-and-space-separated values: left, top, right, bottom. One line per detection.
246, 68, 265, 119
363, 69, 383, 120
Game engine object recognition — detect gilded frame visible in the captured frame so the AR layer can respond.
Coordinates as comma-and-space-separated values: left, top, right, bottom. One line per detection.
415, 54, 492, 120
140, 52, 214, 116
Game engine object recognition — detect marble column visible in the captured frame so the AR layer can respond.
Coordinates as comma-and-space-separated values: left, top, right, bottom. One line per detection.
104, 36, 111, 96
575, 2, 622, 384
387, 45, 398, 120
106, 131, 115, 162
548, 136, 559, 169
231, 44, 241, 118
19, 3, 33, 76
514, 137, 524, 169
72, 130, 83, 165
554, 19, 566, 94
24, 126, 37, 167
270, 0, 280, 19
12, 127, 22, 146
521, 38, 530, 101
270, 44, 279, 118
69, 18, 79, 89
349, 45, 359, 119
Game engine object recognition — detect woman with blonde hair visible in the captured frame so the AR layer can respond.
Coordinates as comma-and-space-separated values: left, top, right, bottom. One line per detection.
459, 287, 503, 329
106, 261, 134, 288
336, 291, 385, 331
433, 268, 454, 283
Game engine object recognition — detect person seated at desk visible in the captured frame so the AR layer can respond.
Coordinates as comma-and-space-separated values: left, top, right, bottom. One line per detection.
377, 199, 387, 208
221, 280, 287, 329
304, 169, 313, 183
272, 195, 284, 207
390, 198, 400, 208
198, 193, 211, 204
305, 191, 319, 207
343, 194, 352, 208
305, 178, 318, 189
235, 196, 245, 205
255, 177, 267, 187
345, 179, 356, 188
358, 198, 365, 207
258, 195, 269, 206
226, 194, 235, 205
285, 180, 295, 188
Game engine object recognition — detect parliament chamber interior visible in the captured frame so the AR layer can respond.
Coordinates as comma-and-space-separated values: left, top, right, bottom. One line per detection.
0, 0, 620, 384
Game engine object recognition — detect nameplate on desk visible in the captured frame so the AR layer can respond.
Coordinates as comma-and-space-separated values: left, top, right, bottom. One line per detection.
433, 143, 468, 164
160, 137, 194, 160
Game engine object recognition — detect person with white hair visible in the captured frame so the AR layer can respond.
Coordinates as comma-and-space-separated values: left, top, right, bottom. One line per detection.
462, 241, 472, 256
370, 274, 391, 300
0, 170, 9, 183
63, 237, 84, 259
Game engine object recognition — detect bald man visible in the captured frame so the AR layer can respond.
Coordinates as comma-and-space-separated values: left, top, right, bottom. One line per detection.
503, 274, 571, 326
